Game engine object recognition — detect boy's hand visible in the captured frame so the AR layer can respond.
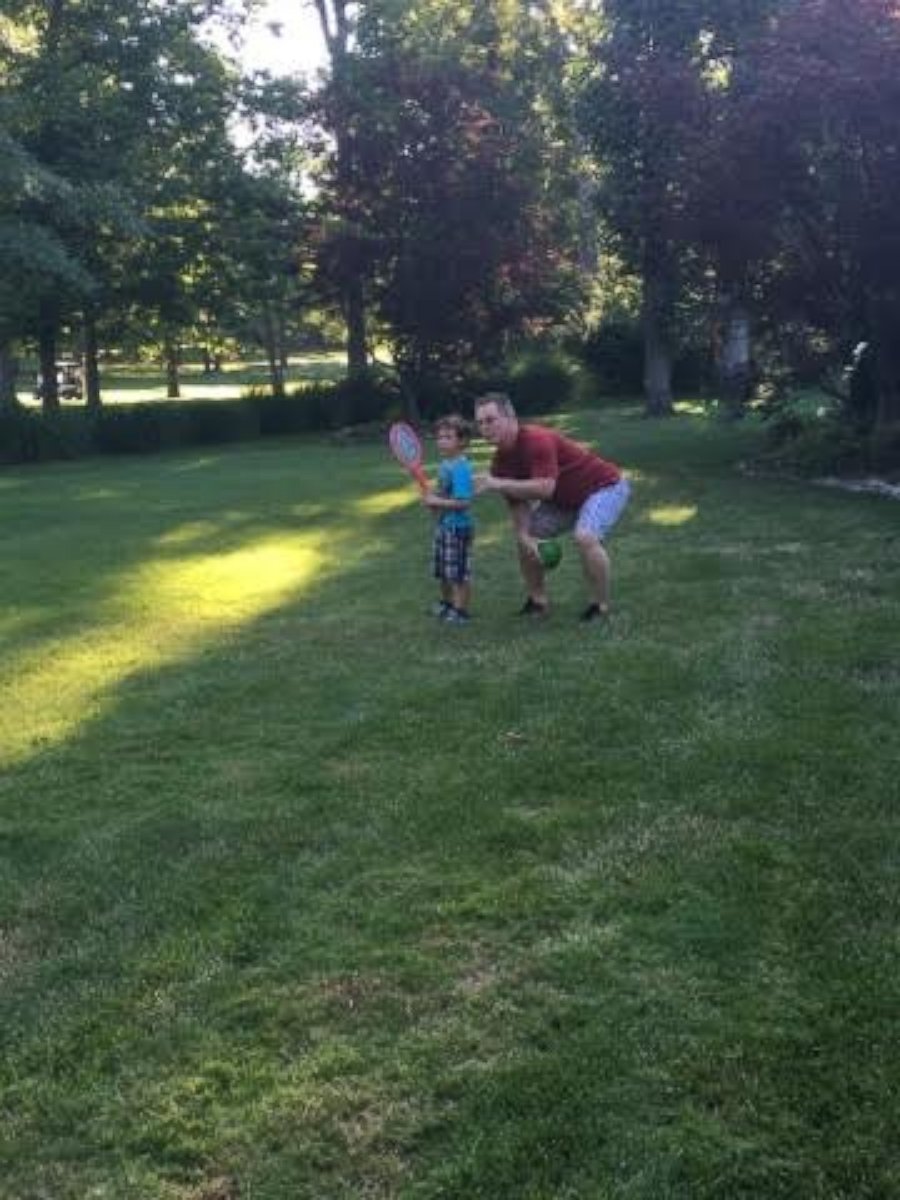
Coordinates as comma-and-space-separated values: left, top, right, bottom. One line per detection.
421, 491, 442, 509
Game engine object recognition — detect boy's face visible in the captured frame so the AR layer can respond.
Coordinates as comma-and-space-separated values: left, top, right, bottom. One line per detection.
435, 427, 463, 456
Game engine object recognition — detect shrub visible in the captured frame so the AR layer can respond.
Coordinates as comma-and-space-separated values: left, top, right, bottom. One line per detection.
576, 318, 644, 396
332, 369, 399, 427
181, 400, 260, 445
506, 352, 576, 415
248, 389, 319, 436
761, 389, 840, 447
92, 404, 192, 454
250, 371, 401, 435
0, 407, 95, 463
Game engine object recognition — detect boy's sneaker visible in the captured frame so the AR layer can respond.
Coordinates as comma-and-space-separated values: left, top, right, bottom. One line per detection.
517, 597, 548, 617
442, 607, 471, 624
579, 603, 610, 624
432, 600, 453, 618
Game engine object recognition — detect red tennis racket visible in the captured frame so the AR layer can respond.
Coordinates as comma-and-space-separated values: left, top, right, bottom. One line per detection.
388, 421, 430, 492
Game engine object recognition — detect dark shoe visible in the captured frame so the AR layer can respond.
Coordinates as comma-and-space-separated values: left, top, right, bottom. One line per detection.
579, 603, 610, 623
518, 597, 549, 617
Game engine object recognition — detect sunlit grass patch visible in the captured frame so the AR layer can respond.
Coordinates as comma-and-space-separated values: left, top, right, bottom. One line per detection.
646, 502, 699, 526
0, 530, 333, 766
353, 486, 418, 516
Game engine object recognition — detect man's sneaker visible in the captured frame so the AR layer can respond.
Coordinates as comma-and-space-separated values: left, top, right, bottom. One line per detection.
579, 603, 610, 623
443, 607, 471, 624
517, 597, 549, 617
432, 600, 453, 618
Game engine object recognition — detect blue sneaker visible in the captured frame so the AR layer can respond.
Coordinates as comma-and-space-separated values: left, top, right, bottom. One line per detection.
442, 607, 471, 624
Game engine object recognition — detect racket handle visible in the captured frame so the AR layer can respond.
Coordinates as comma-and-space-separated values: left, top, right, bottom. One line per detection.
412, 465, 430, 492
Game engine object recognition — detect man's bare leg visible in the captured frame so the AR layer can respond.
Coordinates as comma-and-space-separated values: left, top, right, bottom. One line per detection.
574, 531, 611, 613
518, 542, 548, 608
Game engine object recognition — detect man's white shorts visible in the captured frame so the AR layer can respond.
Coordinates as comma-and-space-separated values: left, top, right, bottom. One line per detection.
529, 478, 631, 541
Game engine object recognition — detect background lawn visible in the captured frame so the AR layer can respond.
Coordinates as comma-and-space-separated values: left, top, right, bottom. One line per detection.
17, 352, 347, 407
1, 406, 898, 1199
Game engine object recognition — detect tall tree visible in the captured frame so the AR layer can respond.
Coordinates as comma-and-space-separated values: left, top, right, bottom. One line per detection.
310, 0, 369, 377
735, 0, 900, 431
310, 0, 583, 410
577, 0, 780, 416
3, 0, 249, 408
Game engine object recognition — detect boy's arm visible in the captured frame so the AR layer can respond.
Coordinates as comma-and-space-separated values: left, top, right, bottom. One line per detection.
423, 461, 472, 510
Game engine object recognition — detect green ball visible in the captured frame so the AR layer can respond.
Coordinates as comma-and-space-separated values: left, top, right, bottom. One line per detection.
537, 539, 562, 570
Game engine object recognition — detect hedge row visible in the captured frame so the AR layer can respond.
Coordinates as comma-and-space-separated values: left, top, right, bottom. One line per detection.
0, 375, 399, 465
0, 354, 581, 465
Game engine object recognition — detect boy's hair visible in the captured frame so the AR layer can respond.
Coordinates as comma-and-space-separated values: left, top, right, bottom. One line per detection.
474, 391, 517, 418
434, 413, 471, 444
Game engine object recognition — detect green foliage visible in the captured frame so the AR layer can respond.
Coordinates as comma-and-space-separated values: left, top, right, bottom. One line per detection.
0, 406, 93, 464
506, 350, 577, 415
313, 3, 584, 391
255, 371, 400, 433
92, 402, 261, 456
576, 317, 645, 396
759, 389, 900, 478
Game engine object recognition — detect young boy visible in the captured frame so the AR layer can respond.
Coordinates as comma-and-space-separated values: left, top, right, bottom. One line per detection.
422, 414, 475, 624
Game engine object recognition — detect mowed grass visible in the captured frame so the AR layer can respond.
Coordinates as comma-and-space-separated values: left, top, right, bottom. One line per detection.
1, 406, 898, 1199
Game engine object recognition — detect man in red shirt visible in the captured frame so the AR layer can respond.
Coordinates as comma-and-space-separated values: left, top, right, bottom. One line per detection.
474, 392, 630, 622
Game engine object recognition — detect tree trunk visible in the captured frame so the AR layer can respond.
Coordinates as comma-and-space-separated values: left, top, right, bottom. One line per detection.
874, 345, 900, 431
313, 3, 369, 379
869, 304, 900, 431
263, 307, 285, 397
716, 293, 752, 420
345, 273, 367, 378
83, 312, 102, 411
278, 311, 289, 375
38, 316, 60, 415
0, 342, 20, 411
641, 267, 674, 417
164, 337, 181, 399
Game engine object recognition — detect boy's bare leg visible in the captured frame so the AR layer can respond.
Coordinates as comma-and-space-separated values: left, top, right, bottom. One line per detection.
574, 532, 611, 612
452, 582, 471, 612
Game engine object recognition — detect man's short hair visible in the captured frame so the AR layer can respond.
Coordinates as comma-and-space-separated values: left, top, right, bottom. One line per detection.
434, 413, 471, 444
475, 391, 517, 417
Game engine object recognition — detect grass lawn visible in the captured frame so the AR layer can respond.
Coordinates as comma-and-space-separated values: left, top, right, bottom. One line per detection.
1, 405, 898, 1199
17, 352, 346, 407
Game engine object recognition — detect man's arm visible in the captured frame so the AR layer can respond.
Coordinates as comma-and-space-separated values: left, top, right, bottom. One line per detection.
474, 473, 554, 500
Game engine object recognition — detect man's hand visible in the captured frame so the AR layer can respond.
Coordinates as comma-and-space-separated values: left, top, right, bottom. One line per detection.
473, 472, 496, 495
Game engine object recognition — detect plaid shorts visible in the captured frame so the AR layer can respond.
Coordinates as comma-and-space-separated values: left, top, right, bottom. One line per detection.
433, 525, 473, 583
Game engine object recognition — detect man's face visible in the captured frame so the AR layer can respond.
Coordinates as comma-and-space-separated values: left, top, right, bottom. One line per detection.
476, 402, 516, 447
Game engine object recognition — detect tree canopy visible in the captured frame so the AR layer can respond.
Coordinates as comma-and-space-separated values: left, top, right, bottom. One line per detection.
1, 0, 898, 438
